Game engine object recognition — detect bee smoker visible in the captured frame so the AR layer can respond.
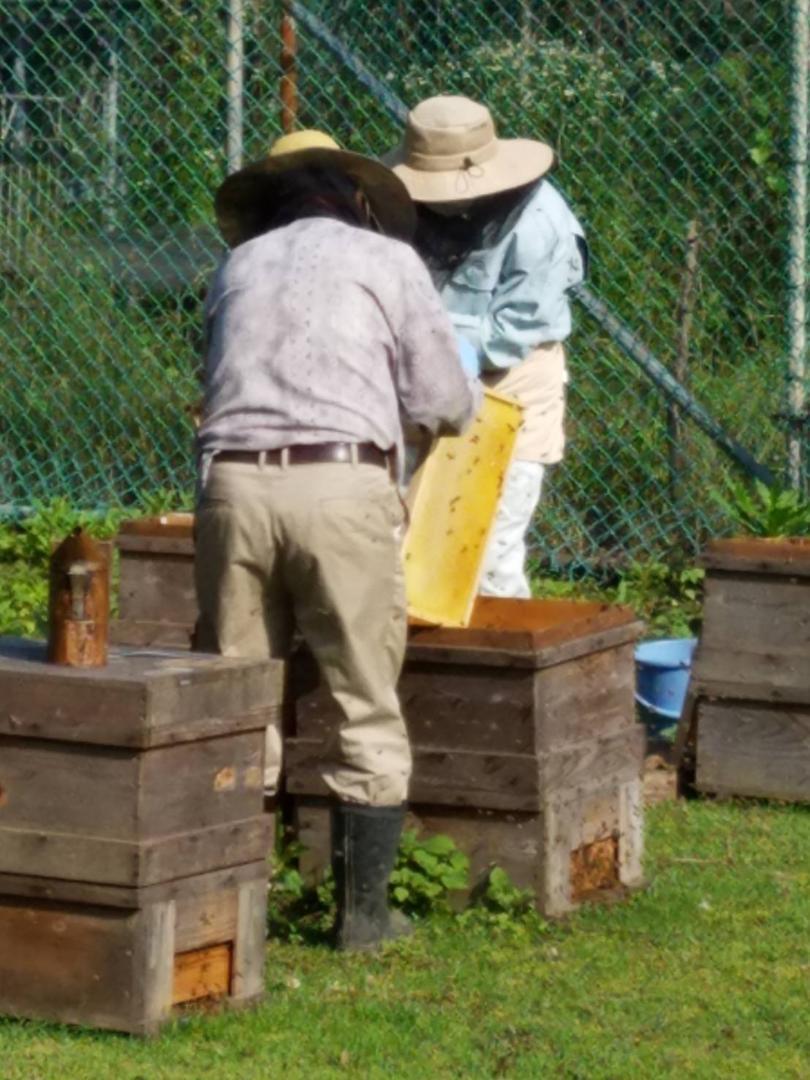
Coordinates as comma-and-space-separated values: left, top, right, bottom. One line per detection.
47, 528, 111, 667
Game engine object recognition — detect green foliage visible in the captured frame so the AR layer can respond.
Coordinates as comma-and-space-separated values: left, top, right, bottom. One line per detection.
0, 499, 126, 637
611, 561, 705, 638
713, 477, 810, 538
460, 866, 550, 936
0, 499, 122, 565
266, 830, 336, 945
532, 559, 705, 638
0, 564, 46, 638
389, 830, 470, 916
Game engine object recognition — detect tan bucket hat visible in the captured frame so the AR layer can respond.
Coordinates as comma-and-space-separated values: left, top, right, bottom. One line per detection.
215, 130, 416, 247
385, 96, 554, 203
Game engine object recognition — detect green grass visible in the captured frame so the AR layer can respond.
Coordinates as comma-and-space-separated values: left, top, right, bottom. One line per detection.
2, 799, 809, 1079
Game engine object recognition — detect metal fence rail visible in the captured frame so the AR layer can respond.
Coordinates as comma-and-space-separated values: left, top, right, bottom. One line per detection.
0, 0, 807, 569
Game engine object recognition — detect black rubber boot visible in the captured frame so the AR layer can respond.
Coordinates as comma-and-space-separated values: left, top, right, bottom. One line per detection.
331, 802, 412, 952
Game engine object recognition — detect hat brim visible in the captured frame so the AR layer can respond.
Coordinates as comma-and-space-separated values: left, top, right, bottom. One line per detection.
384, 138, 554, 203
215, 147, 416, 247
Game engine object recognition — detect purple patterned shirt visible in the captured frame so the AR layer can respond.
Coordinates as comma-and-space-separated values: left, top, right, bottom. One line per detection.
199, 217, 476, 471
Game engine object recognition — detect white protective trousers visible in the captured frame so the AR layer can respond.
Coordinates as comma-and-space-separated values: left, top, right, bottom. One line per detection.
479, 460, 545, 598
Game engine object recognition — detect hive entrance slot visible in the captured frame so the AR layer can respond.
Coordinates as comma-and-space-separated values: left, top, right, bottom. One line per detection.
172, 941, 234, 1005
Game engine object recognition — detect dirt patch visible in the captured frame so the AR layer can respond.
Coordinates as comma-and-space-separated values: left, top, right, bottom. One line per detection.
644, 753, 678, 806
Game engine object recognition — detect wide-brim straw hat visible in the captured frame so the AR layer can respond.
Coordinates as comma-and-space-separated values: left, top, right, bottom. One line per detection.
215, 129, 416, 247
385, 95, 554, 203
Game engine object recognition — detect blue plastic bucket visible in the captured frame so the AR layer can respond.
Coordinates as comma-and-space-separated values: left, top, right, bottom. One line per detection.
634, 638, 697, 731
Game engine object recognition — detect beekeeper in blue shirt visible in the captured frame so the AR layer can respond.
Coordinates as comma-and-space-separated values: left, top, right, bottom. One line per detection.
387, 95, 587, 597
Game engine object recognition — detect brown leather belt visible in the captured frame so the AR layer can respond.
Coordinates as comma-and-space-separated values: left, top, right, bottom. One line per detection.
215, 442, 392, 470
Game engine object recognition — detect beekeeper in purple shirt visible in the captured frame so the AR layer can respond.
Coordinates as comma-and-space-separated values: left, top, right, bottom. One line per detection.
194, 130, 476, 951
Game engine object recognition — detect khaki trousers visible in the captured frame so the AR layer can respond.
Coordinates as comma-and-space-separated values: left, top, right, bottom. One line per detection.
482, 341, 567, 464
194, 459, 411, 807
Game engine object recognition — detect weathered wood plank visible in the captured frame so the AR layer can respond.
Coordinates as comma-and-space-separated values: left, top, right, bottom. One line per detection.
136, 899, 175, 1031
118, 536, 195, 557
145, 664, 283, 747
0, 728, 266, 882
138, 732, 264, 836
394, 665, 537, 753
699, 537, 810, 577
0, 897, 141, 1032
287, 726, 643, 812
539, 726, 645, 796
406, 621, 645, 670
295, 645, 638, 754
0, 816, 271, 887
119, 551, 197, 624
693, 573, 810, 695
231, 876, 267, 1003
534, 642, 638, 749
0, 852, 267, 1034
618, 778, 645, 887
701, 572, 810, 649
0, 736, 138, 839
0, 859, 266, 909
689, 680, 810, 707
408, 599, 641, 657
0, 638, 282, 748
692, 646, 809, 697
696, 701, 810, 801
174, 885, 238, 953
0, 669, 147, 745
286, 740, 542, 811
111, 619, 194, 649
118, 514, 194, 542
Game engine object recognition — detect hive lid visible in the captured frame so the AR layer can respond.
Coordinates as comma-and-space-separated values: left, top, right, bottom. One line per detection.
117, 513, 195, 555
0, 637, 283, 748
407, 597, 644, 668
119, 512, 194, 538
700, 537, 810, 577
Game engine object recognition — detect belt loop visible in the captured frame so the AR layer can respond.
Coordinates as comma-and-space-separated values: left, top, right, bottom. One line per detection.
258, 450, 267, 472
350, 443, 358, 469
281, 447, 290, 470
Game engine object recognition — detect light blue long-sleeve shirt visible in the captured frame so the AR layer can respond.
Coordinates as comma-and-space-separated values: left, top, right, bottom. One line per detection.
433, 180, 587, 373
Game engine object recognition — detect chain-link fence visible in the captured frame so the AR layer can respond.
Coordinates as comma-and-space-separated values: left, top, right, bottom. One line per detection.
1, 1, 807, 570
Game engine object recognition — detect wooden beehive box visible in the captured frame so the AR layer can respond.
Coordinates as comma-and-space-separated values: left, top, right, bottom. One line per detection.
676, 538, 810, 802
113, 513, 196, 647
288, 597, 646, 917
110, 518, 647, 913
0, 637, 283, 1034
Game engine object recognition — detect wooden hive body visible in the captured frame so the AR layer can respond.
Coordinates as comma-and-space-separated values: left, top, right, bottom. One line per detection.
0, 638, 283, 1034
113, 514, 197, 648
676, 539, 810, 802
110, 518, 646, 916
289, 598, 646, 916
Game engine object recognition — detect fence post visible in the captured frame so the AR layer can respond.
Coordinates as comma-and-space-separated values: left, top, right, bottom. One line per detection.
102, 34, 120, 234
668, 219, 700, 507
280, 10, 298, 134
787, 0, 809, 490
226, 0, 245, 173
